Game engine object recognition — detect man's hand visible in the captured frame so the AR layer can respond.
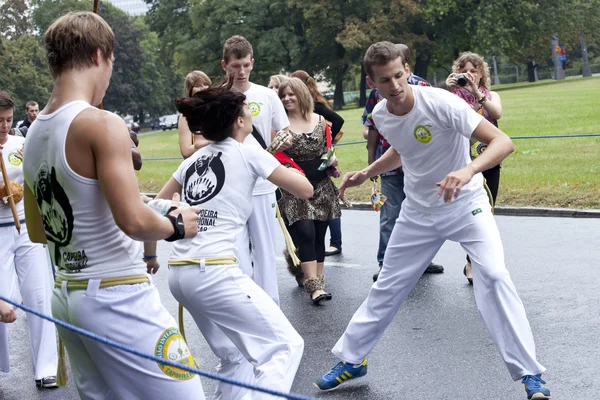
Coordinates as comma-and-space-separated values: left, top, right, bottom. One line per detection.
0, 300, 17, 323
436, 165, 475, 203
145, 258, 160, 275
339, 170, 369, 198
166, 193, 199, 239
277, 132, 294, 151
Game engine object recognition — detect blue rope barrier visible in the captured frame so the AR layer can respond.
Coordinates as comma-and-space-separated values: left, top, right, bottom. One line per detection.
140, 133, 600, 161
0, 295, 314, 400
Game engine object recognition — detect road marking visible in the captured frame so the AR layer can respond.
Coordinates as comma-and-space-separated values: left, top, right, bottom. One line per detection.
276, 257, 359, 268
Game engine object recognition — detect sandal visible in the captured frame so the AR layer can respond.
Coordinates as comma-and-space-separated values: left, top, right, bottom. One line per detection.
305, 276, 327, 306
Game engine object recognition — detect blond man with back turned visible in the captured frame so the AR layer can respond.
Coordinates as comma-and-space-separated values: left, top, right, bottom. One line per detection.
22, 12, 205, 399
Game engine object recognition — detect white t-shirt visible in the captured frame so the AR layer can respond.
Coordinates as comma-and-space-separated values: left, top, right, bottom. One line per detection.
372, 85, 485, 213
170, 137, 280, 261
243, 83, 289, 195
0, 135, 25, 223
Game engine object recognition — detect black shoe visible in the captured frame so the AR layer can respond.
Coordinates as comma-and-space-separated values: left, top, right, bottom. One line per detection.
35, 376, 58, 388
324, 246, 341, 257
373, 267, 381, 282
424, 262, 444, 274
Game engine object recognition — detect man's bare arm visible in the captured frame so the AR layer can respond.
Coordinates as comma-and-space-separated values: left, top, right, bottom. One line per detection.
367, 127, 379, 165
90, 113, 185, 241
363, 146, 402, 179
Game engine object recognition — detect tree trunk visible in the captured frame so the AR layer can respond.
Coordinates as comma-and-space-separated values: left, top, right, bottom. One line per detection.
137, 107, 145, 124
333, 65, 348, 111
527, 61, 537, 82
413, 53, 431, 80
359, 63, 367, 107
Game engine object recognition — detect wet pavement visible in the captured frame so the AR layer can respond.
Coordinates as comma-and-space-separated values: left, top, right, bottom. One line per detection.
1, 210, 598, 399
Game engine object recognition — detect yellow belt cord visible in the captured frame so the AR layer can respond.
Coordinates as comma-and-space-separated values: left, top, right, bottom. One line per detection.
54, 275, 150, 386
275, 205, 301, 267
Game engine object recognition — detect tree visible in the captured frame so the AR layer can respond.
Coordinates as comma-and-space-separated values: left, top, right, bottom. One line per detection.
0, 35, 53, 119
32, 0, 170, 117
0, 0, 32, 39
132, 17, 175, 121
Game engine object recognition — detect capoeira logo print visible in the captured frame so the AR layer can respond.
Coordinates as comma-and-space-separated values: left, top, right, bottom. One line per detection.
34, 162, 77, 271
413, 124, 432, 144
248, 102, 261, 117
183, 152, 225, 205
154, 328, 195, 380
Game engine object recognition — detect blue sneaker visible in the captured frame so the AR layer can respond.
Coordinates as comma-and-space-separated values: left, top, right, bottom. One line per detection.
522, 375, 551, 399
314, 359, 368, 391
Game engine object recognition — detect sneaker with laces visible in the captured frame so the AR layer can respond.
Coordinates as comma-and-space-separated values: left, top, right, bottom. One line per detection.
35, 376, 58, 389
522, 375, 550, 399
314, 359, 367, 391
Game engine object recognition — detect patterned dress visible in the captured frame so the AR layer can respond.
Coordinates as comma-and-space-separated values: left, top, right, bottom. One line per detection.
279, 119, 341, 226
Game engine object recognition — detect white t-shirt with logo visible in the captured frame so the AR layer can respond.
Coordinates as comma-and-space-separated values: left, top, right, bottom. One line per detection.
243, 83, 289, 195
170, 137, 280, 261
372, 85, 485, 213
0, 135, 25, 223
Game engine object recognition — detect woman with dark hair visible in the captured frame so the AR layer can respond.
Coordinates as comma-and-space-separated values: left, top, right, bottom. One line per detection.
291, 70, 344, 256
446, 52, 503, 284
178, 70, 212, 158
278, 77, 341, 304
148, 80, 311, 399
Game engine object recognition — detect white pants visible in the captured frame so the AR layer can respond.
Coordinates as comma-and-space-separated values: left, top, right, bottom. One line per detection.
168, 263, 304, 400
52, 278, 205, 400
235, 192, 280, 305
332, 191, 546, 381
0, 222, 58, 379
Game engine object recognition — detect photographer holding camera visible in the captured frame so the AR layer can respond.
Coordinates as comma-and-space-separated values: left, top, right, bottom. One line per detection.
446, 52, 503, 284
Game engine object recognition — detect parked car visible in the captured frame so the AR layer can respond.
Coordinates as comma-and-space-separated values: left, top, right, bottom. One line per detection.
159, 114, 179, 131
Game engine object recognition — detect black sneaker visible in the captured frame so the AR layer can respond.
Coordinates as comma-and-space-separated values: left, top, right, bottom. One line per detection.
373, 266, 382, 282
35, 376, 58, 388
424, 262, 444, 274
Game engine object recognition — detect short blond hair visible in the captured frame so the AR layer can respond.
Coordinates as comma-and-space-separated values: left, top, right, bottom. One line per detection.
44, 12, 114, 77
452, 52, 491, 89
278, 77, 313, 121
269, 74, 288, 87
184, 71, 212, 96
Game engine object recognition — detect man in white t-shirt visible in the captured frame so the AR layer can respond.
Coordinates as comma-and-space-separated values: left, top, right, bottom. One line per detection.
0, 91, 58, 389
221, 35, 291, 306
314, 42, 550, 400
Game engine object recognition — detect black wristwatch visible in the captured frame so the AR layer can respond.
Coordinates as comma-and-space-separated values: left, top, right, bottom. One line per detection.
165, 208, 185, 242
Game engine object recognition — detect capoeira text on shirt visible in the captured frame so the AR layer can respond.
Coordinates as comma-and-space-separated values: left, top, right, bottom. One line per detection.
198, 209, 218, 232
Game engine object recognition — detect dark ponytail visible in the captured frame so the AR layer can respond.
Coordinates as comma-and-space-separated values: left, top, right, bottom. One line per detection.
175, 78, 246, 142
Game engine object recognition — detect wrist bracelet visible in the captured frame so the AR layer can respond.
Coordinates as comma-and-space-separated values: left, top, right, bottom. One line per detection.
165, 213, 185, 242
143, 255, 157, 261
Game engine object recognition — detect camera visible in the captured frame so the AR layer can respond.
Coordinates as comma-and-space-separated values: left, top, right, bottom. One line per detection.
455, 73, 469, 87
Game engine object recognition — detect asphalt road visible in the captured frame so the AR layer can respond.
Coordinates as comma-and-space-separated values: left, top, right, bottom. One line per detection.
1, 210, 598, 399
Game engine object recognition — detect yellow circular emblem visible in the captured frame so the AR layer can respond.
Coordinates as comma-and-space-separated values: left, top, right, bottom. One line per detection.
413, 124, 432, 144
248, 102, 261, 117
8, 152, 22, 166
154, 328, 195, 380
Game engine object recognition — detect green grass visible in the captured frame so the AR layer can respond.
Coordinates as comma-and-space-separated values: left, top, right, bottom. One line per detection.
138, 77, 600, 209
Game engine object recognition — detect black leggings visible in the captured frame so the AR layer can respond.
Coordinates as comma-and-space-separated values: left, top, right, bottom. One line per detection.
482, 164, 501, 206
288, 220, 329, 263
